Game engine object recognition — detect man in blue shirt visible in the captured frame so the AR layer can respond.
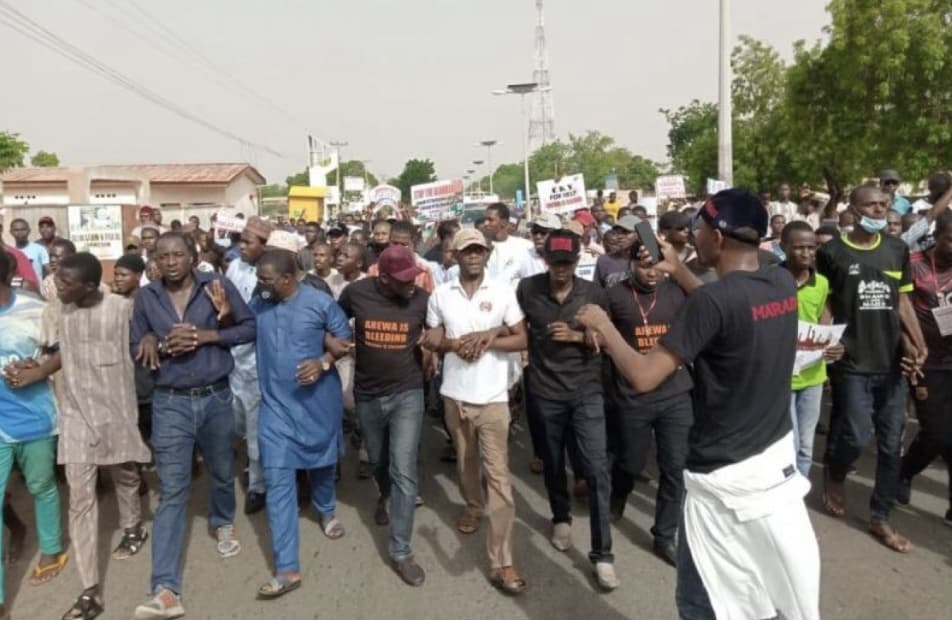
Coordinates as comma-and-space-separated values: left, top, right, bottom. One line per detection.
9, 218, 49, 284
0, 249, 67, 618
880, 169, 912, 216
129, 232, 255, 619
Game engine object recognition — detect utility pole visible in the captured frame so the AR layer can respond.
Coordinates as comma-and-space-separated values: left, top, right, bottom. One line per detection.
718, 0, 733, 185
329, 140, 348, 200
478, 140, 498, 194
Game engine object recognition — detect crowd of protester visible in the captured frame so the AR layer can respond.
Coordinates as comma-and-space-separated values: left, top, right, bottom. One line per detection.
0, 168, 950, 620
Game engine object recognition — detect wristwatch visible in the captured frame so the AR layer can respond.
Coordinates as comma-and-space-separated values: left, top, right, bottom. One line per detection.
321, 354, 333, 372
157, 338, 169, 356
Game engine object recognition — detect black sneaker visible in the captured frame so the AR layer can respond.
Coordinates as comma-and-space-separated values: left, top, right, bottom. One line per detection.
392, 557, 425, 587
609, 496, 626, 523
896, 477, 911, 506
653, 539, 677, 568
244, 491, 266, 515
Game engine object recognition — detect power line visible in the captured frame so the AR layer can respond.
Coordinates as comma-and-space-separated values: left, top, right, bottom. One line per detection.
0, 1, 292, 159
118, 0, 314, 131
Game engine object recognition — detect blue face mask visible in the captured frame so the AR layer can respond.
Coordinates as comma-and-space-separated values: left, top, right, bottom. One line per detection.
858, 215, 887, 234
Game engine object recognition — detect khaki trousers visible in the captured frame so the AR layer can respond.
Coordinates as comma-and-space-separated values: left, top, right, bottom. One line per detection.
443, 398, 515, 569
65, 462, 141, 589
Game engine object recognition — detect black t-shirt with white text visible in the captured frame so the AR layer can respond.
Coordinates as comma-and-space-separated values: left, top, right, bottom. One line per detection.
606, 278, 693, 405
337, 277, 429, 397
659, 266, 797, 473
816, 234, 912, 374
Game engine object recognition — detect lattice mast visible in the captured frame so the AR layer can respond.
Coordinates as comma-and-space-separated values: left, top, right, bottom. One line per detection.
528, 0, 556, 149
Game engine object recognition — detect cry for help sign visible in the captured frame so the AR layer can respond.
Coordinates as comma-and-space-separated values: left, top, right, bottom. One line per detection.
537, 174, 587, 215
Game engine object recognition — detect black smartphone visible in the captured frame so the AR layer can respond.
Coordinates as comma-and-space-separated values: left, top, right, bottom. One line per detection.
635, 220, 662, 263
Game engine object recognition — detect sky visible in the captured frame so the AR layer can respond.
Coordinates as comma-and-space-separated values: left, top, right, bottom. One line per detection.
1, 0, 830, 185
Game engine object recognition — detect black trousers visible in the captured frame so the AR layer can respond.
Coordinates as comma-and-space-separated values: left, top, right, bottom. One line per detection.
535, 392, 612, 563
608, 391, 692, 544
902, 368, 952, 506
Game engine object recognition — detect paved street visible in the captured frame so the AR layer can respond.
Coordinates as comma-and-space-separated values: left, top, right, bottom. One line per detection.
6, 410, 952, 620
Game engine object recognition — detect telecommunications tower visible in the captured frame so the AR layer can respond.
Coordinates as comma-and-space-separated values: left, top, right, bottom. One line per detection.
528, 0, 556, 149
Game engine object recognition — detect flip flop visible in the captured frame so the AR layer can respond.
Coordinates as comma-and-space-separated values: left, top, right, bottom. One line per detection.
257, 574, 302, 600
29, 552, 68, 586
318, 516, 345, 540
869, 521, 913, 553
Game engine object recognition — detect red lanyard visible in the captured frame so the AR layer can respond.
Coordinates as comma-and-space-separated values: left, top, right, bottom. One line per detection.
632, 288, 658, 326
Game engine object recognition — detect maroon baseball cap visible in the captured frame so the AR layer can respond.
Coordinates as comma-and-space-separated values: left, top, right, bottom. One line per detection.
378, 246, 423, 283
38, 216, 55, 226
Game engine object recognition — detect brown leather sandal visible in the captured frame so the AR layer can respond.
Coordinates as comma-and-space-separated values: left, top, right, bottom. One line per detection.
869, 521, 912, 553
456, 511, 481, 535
490, 566, 527, 595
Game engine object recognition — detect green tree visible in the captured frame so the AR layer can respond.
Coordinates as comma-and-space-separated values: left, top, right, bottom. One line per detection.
259, 184, 287, 198
660, 101, 719, 194
0, 131, 29, 172
482, 162, 526, 199
784, 0, 952, 203
393, 158, 437, 200
30, 150, 59, 167
285, 169, 309, 187
338, 160, 379, 188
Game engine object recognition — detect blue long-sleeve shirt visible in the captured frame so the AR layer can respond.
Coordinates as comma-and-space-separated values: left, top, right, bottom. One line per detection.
130, 271, 256, 389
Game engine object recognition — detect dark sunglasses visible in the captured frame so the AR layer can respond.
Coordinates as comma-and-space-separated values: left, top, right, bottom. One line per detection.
530, 226, 552, 235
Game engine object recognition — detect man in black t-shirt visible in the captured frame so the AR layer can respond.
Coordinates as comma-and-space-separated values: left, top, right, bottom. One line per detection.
816, 184, 927, 553
604, 241, 693, 567
577, 189, 819, 620
515, 230, 619, 592
337, 246, 432, 587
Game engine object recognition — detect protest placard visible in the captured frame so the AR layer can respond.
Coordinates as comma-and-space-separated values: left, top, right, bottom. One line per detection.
537, 174, 587, 214
370, 184, 401, 209
410, 179, 464, 222
655, 175, 687, 200
707, 178, 730, 195
792, 321, 847, 375
214, 209, 246, 233
67, 204, 123, 260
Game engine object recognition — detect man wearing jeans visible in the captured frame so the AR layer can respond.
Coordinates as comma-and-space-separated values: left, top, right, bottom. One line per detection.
818, 185, 927, 553
130, 232, 255, 619
515, 230, 618, 591
338, 246, 432, 587
781, 221, 842, 477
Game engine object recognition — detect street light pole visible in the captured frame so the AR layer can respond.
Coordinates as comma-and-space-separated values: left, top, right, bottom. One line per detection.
718, 0, 733, 186
478, 140, 498, 194
330, 140, 348, 202
472, 160, 484, 193
492, 83, 544, 219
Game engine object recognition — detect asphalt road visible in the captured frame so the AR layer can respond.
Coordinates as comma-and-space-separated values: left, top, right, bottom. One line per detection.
5, 407, 952, 620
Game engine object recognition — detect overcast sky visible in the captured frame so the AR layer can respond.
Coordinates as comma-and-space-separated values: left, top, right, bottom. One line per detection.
2, 0, 829, 185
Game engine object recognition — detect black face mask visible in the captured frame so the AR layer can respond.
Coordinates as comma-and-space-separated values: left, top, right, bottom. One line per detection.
256, 283, 278, 303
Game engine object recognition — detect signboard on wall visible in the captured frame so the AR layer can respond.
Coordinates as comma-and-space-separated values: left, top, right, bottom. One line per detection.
67, 204, 124, 260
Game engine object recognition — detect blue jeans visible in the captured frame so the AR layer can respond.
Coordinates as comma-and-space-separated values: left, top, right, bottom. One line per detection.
356, 388, 424, 562
790, 384, 824, 477
825, 371, 906, 522
150, 383, 236, 594
676, 509, 716, 620
535, 393, 613, 563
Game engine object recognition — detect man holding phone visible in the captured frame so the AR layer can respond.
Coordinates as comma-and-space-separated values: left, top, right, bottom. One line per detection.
515, 230, 618, 591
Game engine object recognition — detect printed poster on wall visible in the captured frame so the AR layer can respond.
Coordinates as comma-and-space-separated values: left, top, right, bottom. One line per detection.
410, 178, 464, 222
537, 174, 587, 214
67, 204, 123, 260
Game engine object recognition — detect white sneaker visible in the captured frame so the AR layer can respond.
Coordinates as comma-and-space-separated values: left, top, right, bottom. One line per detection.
216, 524, 241, 558
594, 561, 620, 591
550, 522, 572, 552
